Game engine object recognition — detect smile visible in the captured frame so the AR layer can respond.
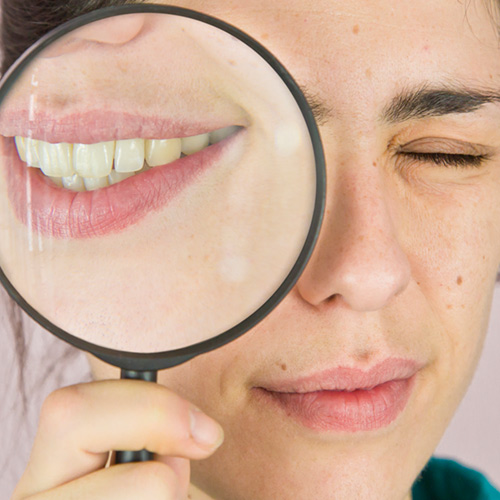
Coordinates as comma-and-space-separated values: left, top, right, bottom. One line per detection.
1, 121, 244, 239
13, 125, 238, 191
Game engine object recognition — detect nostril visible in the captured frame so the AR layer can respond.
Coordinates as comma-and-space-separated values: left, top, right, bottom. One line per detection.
74, 13, 147, 45
41, 14, 148, 58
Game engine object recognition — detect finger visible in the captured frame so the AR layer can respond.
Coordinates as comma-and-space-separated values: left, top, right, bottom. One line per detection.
157, 456, 191, 496
16, 380, 223, 498
17, 462, 184, 500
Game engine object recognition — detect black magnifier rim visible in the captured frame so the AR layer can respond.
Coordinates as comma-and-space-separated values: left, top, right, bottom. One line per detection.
0, 4, 326, 371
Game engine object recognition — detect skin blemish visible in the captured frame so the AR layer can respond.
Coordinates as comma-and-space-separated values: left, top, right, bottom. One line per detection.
457, 276, 463, 285
353, 24, 360, 34
447, 304, 453, 309
281, 363, 287, 371
365, 68, 372, 79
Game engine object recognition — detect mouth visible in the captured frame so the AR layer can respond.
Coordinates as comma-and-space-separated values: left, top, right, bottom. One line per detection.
253, 358, 423, 433
12, 125, 239, 191
1, 122, 243, 238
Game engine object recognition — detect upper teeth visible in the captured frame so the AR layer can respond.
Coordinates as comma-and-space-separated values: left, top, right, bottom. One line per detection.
13, 126, 238, 191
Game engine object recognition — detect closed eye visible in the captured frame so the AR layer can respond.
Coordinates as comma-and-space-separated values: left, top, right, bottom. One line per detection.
399, 152, 487, 168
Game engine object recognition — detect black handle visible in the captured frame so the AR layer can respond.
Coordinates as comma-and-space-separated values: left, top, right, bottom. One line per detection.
114, 369, 158, 464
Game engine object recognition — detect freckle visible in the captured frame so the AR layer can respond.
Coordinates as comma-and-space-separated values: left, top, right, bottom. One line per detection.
228, 59, 236, 66
352, 24, 359, 34
281, 363, 287, 371
365, 68, 372, 79
447, 304, 453, 309
372, 161, 377, 167
457, 276, 463, 285
261, 33, 269, 40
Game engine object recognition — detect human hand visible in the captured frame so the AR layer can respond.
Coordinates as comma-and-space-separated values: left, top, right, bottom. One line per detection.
12, 380, 223, 499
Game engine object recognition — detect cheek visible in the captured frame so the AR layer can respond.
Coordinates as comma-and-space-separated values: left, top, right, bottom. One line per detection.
400, 181, 499, 354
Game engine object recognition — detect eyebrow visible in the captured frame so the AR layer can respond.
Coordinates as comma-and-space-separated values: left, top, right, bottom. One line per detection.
381, 84, 500, 123
296, 82, 500, 128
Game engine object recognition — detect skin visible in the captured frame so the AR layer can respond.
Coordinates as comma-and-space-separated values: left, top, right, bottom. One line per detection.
0, 13, 314, 352
11, 0, 500, 499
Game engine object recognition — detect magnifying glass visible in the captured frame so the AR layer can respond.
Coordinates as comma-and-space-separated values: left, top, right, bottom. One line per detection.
0, 4, 325, 463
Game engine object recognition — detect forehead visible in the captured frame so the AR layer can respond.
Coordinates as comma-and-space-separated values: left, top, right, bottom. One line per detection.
168, 0, 500, 105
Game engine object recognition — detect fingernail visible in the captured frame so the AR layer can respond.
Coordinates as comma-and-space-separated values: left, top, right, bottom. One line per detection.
189, 407, 224, 448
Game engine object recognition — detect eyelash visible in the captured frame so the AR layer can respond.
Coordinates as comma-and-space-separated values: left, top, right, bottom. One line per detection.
400, 152, 487, 168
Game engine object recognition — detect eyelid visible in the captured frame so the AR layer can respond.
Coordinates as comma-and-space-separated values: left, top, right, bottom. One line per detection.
395, 137, 493, 156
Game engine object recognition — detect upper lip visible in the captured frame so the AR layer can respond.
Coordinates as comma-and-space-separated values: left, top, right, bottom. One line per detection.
0, 109, 248, 144
258, 357, 424, 393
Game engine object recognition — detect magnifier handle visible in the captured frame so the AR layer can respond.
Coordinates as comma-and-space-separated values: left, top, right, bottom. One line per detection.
114, 369, 158, 464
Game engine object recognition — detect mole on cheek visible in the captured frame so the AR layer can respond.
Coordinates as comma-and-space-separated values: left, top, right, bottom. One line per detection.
352, 24, 360, 34
457, 276, 463, 285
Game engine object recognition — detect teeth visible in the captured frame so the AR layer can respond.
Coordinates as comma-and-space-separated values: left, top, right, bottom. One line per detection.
12, 126, 237, 191
145, 138, 182, 167
25, 138, 41, 168
15, 136, 27, 162
39, 142, 75, 177
62, 174, 85, 192
114, 139, 145, 173
181, 133, 210, 155
109, 170, 134, 185
74, 141, 115, 178
209, 126, 239, 145
49, 176, 64, 188
84, 176, 109, 191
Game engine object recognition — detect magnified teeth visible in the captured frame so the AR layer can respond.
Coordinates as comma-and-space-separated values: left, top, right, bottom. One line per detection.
39, 142, 75, 177
109, 170, 135, 185
25, 138, 41, 168
84, 176, 109, 191
209, 126, 239, 145
15, 136, 27, 162
49, 176, 64, 188
145, 138, 182, 167
12, 126, 239, 192
181, 133, 210, 155
62, 174, 85, 192
74, 141, 115, 178
114, 138, 145, 173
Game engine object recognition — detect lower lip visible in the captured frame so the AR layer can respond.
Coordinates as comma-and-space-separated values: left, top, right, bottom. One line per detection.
256, 376, 416, 432
2, 133, 239, 239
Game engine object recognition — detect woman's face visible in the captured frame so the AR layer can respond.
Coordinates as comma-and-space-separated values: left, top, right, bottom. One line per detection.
22, 0, 500, 499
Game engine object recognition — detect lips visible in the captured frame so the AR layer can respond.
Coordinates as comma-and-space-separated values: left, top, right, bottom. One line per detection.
0, 115, 244, 239
254, 358, 423, 432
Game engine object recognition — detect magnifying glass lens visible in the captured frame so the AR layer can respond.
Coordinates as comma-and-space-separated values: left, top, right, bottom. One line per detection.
0, 9, 322, 359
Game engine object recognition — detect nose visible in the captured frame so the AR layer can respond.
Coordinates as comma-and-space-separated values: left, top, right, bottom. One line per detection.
297, 157, 411, 312
41, 14, 147, 58
74, 13, 147, 45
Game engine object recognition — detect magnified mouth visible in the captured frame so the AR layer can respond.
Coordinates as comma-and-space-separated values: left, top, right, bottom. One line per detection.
13, 126, 238, 191
2, 123, 244, 238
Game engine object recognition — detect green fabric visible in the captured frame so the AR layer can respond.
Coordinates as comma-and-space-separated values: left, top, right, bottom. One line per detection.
412, 457, 500, 500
